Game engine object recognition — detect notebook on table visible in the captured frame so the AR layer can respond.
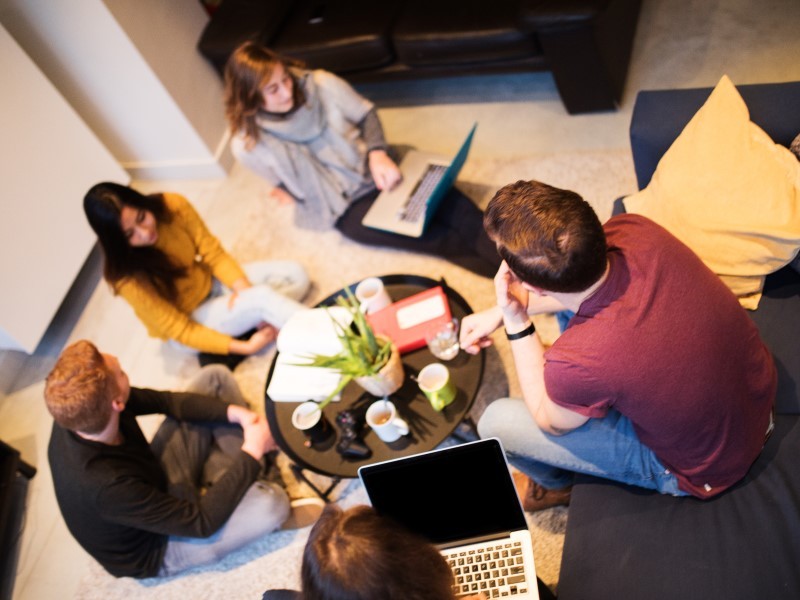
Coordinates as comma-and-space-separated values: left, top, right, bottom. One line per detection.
358, 438, 539, 599
365, 286, 452, 354
361, 123, 477, 238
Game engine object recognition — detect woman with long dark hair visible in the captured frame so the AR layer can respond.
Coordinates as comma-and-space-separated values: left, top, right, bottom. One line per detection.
223, 42, 501, 278
84, 182, 310, 356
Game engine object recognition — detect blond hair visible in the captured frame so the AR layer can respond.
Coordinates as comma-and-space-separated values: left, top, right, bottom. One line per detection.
44, 340, 115, 434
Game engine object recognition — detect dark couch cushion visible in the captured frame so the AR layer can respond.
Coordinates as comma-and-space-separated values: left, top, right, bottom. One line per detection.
558, 414, 800, 600
561, 81, 800, 600
519, 0, 615, 30
622, 82, 800, 414
392, 0, 540, 67
752, 267, 800, 414
629, 81, 800, 189
197, 0, 295, 75
270, 0, 398, 73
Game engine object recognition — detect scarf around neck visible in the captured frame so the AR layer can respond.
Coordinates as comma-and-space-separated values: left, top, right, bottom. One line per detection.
255, 70, 372, 228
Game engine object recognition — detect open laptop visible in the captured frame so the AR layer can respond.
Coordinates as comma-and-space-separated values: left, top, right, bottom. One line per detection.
361, 123, 477, 238
358, 438, 539, 599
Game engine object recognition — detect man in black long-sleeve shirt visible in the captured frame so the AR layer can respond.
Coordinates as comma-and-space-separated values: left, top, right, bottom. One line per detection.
45, 340, 316, 578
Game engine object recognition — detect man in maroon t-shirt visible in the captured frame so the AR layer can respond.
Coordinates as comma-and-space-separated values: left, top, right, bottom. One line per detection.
460, 180, 776, 511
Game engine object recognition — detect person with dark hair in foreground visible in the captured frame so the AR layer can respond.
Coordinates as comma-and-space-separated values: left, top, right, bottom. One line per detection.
461, 180, 776, 511
301, 505, 463, 600
45, 340, 323, 578
264, 504, 559, 600
223, 41, 500, 278
84, 181, 311, 357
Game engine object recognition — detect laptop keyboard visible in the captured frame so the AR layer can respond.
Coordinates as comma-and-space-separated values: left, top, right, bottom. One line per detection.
445, 539, 529, 598
398, 163, 448, 223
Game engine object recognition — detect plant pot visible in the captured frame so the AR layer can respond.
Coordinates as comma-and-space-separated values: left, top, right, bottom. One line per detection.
354, 341, 404, 398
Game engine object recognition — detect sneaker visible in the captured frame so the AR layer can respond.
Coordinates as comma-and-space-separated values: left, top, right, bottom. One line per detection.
281, 497, 326, 530
512, 471, 571, 512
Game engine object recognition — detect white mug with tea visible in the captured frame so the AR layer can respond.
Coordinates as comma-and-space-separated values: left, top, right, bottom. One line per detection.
355, 277, 392, 314
366, 398, 409, 443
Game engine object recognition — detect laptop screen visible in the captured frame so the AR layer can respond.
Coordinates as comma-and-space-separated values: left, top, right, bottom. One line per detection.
359, 438, 527, 546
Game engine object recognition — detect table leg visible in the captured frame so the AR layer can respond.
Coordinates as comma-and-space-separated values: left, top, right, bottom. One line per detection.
289, 462, 341, 502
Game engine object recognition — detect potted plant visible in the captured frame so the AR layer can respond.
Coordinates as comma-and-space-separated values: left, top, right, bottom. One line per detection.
301, 286, 404, 410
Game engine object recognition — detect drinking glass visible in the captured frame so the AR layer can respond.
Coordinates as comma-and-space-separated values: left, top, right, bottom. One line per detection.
424, 318, 459, 361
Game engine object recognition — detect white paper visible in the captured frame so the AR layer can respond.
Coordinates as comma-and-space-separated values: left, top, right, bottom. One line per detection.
266, 352, 343, 402
276, 306, 353, 356
395, 295, 446, 329
268, 307, 353, 402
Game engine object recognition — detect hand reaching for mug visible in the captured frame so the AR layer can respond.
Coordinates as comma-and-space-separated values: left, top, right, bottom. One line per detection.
459, 307, 503, 354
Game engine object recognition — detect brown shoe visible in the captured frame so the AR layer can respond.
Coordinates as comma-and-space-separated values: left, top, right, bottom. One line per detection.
512, 471, 571, 512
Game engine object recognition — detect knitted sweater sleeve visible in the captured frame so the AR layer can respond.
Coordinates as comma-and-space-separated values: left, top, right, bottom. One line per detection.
168, 193, 246, 287
230, 134, 284, 188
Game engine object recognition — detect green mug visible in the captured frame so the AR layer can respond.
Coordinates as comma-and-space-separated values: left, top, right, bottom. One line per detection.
418, 363, 457, 411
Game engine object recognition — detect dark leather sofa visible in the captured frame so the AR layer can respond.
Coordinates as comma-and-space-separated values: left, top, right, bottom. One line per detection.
197, 0, 643, 114
558, 81, 800, 600
0, 440, 36, 600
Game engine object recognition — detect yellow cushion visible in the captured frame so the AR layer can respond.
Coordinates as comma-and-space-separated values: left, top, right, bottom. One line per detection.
625, 75, 800, 309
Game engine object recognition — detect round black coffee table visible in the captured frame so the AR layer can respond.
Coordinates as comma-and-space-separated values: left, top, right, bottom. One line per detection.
264, 275, 485, 491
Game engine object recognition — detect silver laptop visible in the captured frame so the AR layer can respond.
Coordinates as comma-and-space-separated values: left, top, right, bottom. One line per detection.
358, 438, 539, 599
361, 123, 477, 238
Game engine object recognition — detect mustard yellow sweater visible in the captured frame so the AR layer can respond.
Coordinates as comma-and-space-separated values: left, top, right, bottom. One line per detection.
116, 193, 245, 354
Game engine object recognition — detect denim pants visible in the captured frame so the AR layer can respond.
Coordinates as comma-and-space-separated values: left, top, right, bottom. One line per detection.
152, 365, 290, 576
477, 397, 687, 495
191, 259, 310, 336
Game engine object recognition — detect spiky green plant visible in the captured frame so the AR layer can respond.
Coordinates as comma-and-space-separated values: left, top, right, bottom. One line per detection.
300, 286, 392, 410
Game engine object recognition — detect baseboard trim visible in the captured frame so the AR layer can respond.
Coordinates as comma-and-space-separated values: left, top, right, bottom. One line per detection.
0, 244, 104, 395
121, 144, 233, 180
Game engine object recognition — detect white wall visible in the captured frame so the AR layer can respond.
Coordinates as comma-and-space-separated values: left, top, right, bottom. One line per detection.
0, 0, 232, 180
0, 23, 128, 352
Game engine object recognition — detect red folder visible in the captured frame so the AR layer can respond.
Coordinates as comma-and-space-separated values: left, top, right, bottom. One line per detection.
366, 286, 452, 354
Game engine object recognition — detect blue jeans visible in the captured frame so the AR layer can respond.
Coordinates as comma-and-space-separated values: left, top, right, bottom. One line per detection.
477, 398, 687, 495
555, 310, 575, 333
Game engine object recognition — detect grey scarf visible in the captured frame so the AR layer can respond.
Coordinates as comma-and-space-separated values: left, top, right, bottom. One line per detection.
255, 71, 372, 228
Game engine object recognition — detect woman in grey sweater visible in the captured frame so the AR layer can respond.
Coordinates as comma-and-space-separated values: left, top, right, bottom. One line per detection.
223, 42, 500, 278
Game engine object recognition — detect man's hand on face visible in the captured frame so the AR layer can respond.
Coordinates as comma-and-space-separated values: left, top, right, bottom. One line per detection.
495, 261, 531, 329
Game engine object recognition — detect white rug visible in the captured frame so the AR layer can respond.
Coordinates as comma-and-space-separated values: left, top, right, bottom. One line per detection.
75, 149, 637, 598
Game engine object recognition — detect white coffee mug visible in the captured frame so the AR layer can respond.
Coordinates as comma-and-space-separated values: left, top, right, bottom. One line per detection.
355, 277, 392, 314
366, 399, 409, 443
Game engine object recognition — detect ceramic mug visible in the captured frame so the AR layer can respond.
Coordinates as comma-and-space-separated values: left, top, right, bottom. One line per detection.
366, 399, 409, 443
417, 363, 457, 411
355, 277, 392, 314
291, 401, 331, 446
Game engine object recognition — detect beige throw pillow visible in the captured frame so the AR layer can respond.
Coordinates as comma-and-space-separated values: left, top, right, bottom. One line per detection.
624, 75, 800, 309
